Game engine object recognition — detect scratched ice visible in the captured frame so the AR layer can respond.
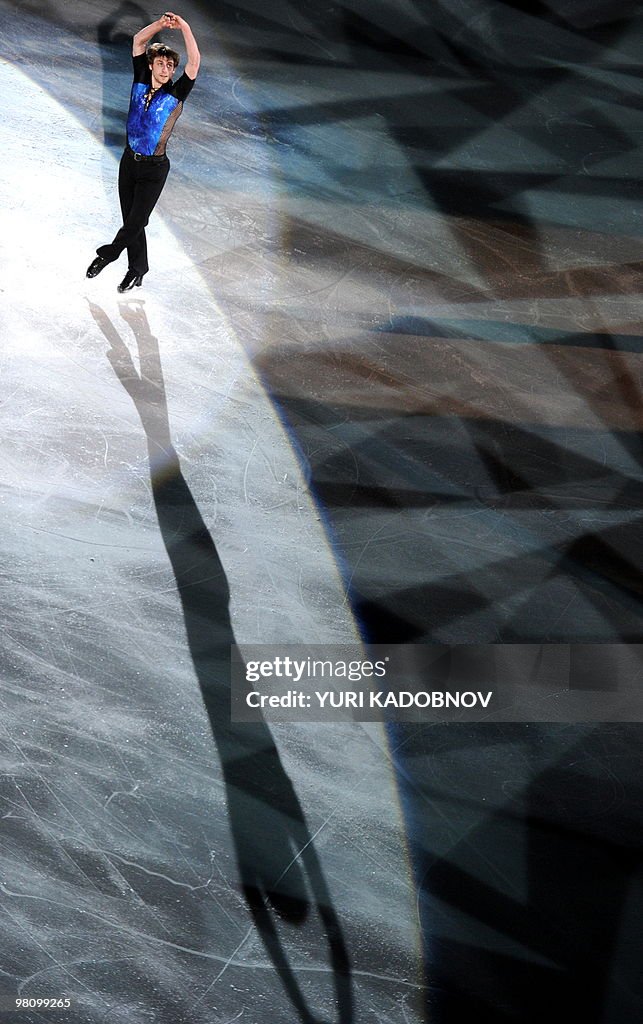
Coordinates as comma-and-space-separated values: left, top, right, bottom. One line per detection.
1, 1, 642, 1023
0, 7, 419, 1024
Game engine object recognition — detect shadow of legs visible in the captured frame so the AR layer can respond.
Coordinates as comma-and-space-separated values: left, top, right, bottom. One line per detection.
88, 298, 353, 1024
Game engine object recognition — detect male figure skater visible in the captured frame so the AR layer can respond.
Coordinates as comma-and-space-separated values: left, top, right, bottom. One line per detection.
87, 11, 200, 292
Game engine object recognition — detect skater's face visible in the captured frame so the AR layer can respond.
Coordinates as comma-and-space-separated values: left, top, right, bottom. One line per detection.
150, 56, 176, 87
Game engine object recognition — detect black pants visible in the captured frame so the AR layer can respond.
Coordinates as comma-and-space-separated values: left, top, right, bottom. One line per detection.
97, 148, 170, 275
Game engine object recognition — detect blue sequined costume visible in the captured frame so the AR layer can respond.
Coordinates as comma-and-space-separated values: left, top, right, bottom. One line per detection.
127, 53, 194, 156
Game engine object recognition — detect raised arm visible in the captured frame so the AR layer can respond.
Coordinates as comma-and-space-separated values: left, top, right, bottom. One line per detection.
132, 14, 174, 56
166, 12, 201, 79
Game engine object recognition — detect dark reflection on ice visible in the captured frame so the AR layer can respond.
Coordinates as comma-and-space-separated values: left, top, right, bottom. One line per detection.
88, 299, 353, 1024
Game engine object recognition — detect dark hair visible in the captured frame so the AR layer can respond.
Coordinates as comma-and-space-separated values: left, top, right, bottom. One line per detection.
146, 43, 180, 69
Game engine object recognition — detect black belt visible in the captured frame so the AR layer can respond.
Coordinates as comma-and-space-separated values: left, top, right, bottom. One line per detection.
126, 145, 166, 163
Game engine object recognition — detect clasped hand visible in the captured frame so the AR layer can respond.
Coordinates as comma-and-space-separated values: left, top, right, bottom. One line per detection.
160, 11, 182, 29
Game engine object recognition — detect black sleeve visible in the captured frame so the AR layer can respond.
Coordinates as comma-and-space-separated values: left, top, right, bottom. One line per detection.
171, 72, 195, 102
132, 52, 149, 83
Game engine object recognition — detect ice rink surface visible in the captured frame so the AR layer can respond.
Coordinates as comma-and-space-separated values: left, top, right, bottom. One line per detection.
0, 1, 641, 1022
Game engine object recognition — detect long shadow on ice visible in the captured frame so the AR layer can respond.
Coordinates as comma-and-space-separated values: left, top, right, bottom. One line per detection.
88, 299, 352, 1024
